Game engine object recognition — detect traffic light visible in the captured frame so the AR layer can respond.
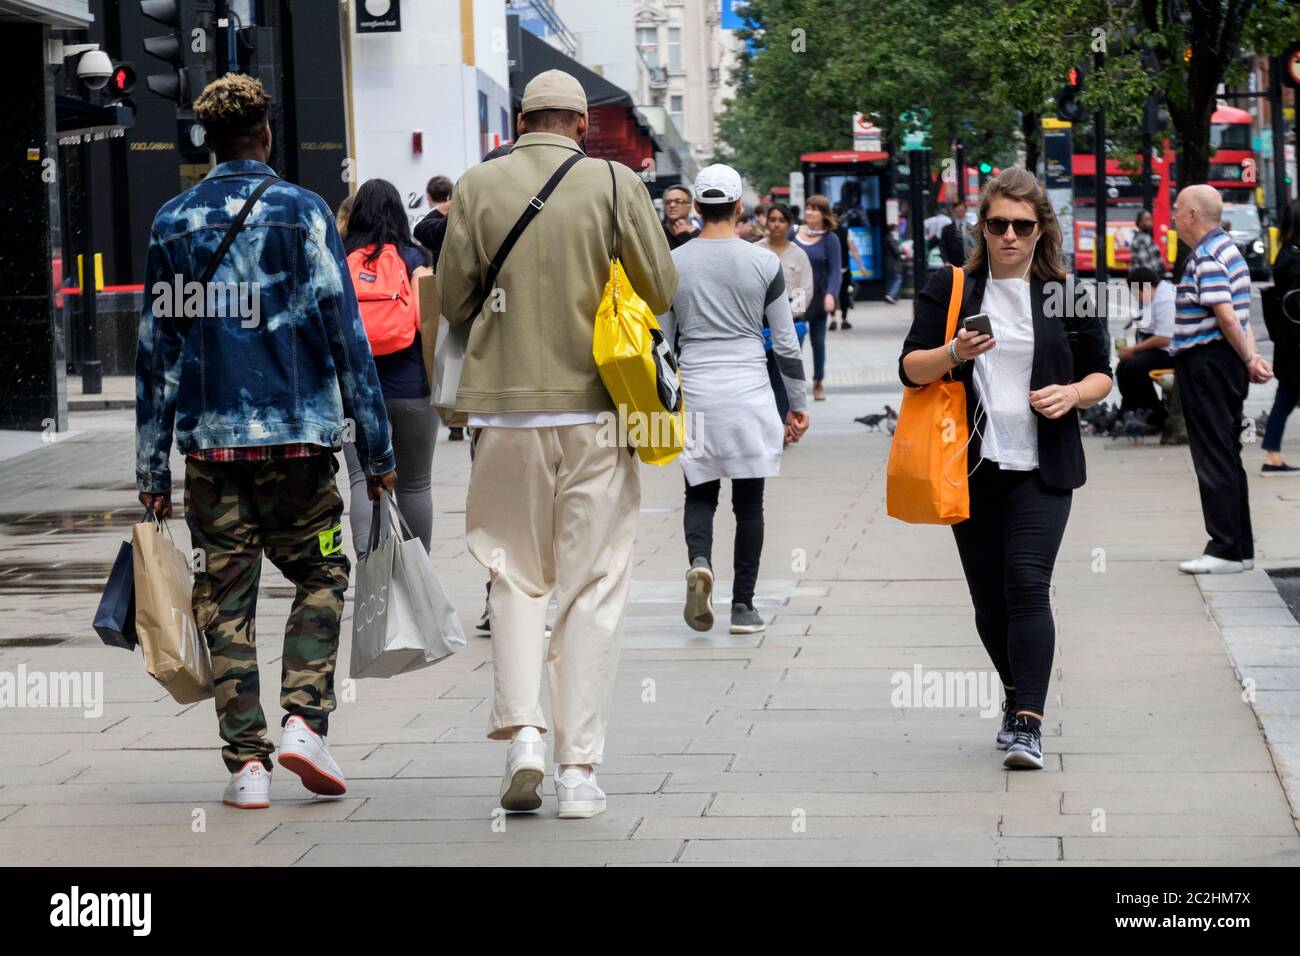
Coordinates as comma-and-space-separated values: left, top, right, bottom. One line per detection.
108, 62, 136, 96
1055, 67, 1086, 123
140, 0, 190, 103
978, 161, 993, 175
140, 1, 215, 104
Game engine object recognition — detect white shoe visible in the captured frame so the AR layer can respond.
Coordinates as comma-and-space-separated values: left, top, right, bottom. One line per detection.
223, 759, 271, 809
555, 767, 607, 819
277, 715, 347, 796
500, 727, 546, 812
1179, 554, 1246, 575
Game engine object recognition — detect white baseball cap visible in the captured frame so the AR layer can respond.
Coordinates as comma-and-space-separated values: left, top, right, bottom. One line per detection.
693, 164, 743, 204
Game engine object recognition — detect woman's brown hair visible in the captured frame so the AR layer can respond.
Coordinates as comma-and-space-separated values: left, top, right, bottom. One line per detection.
965, 167, 1066, 282
803, 194, 838, 232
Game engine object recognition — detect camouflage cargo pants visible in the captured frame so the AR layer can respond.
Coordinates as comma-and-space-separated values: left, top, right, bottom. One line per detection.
185, 454, 350, 772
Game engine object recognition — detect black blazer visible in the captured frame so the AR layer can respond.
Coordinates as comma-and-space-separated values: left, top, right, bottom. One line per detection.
898, 266, 1112, 491
939, 222, 967, 266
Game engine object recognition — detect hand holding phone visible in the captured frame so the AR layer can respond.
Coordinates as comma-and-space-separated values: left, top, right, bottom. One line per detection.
961, 312, 994, 337
954, 313, 995, 362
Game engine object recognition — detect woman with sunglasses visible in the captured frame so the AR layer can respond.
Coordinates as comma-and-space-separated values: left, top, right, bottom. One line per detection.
898, 167, 1112, 770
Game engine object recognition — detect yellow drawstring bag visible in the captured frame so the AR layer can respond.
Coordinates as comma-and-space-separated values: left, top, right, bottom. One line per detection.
592, 161, 685, 466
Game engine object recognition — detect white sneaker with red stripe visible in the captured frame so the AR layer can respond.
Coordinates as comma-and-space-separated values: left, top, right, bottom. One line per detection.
223, 760, 271, 809
277, 715, 348, 796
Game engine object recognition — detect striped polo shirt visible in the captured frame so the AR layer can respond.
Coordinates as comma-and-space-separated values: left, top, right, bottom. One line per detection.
1172, 226, 1251, 352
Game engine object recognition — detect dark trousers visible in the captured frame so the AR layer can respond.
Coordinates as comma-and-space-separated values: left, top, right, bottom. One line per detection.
1175, 339, 1254, 561
1263, 378, 1300, 452
806, 301, 828, 381
1116, 345, 1172, 423
951, 465, 1072, 717
684, 477, 765, 608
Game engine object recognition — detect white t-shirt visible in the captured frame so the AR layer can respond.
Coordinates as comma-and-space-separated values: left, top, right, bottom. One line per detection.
467, 411, 601, 428
1136, 280, 1176, 340
971, 277, 1038, 471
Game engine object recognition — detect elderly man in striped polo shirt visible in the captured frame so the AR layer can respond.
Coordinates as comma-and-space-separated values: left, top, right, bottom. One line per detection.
1171, 184, 1273, 574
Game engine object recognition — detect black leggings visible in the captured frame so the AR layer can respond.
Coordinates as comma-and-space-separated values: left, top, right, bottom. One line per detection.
684, 477, 765, 608
951, 465, 1072, 717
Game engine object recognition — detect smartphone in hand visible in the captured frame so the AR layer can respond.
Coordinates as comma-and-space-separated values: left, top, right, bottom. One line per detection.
961, 312, 993, 337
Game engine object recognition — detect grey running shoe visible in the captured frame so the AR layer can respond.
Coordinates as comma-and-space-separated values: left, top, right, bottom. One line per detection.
729, 602, 765, 635
684, 557, 714, 632
996, 699, 1016, 751
1002, 716, 1044, 770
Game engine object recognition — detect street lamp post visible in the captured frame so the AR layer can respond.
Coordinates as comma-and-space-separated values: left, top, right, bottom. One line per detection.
1093, 48, 1108, 286
908, 149, 928, 297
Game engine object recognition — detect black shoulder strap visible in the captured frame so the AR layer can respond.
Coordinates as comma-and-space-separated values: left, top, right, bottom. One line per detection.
606, 160, 621, 261
200, 176, 278, 286
470, 152, 584, 318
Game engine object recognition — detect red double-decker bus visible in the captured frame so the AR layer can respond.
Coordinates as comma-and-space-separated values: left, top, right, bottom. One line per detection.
1071, 149, 1174, 274
1072, 105, 1263, 274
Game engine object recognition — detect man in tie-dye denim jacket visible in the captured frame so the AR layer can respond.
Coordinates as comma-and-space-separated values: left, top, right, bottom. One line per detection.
135, 74, 394, 807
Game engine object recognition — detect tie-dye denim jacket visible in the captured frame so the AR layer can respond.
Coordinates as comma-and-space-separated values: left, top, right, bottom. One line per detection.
135, 160, 394, 492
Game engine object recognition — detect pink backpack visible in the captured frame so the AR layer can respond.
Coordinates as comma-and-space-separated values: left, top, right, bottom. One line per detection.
347, 244, 417, 355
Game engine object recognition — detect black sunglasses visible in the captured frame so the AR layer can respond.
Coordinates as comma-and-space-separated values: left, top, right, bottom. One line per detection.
985, 217, 1038, 238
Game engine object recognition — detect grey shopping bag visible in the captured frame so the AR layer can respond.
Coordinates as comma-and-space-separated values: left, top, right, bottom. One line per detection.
349, 496, 466, 679
430, 313, 470, 427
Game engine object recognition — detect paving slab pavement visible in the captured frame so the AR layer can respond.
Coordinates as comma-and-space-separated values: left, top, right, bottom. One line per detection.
1, 296, 1298, 866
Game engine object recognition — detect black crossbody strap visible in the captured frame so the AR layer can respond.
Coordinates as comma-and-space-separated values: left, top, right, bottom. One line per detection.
470, 152, 584, 318
606, 160, 621, 261
199, 176, 278, 286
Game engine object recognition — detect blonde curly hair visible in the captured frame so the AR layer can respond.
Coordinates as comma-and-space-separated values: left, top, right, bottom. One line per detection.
192, 74, 269, 148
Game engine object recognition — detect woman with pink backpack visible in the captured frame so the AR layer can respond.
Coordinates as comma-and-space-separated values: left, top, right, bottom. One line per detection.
341, 178, 436, 554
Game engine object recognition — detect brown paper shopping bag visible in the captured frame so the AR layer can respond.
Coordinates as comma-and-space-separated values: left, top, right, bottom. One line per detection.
132, 516, 214, 704
417, 272, 439, 394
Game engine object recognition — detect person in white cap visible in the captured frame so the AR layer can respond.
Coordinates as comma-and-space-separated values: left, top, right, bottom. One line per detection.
437, 68, 677, 820
659, 164, 811, 636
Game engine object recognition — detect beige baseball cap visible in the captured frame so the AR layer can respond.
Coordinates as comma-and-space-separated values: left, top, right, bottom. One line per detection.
521, 70, 587, 114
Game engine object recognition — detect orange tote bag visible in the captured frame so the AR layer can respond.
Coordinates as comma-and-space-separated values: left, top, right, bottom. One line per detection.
886, 265, 970, 525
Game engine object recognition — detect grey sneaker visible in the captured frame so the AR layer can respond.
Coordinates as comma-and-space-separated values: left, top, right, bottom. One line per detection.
729, 602, 765, 635
684, 557, 714, 632
1002, 716, 1044, 770
995, 699, 1016, 751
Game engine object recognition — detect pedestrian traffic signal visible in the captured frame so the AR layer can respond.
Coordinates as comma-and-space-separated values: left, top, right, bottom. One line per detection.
978, 162, 993, 175
109, 62, 136, 96
1055, 66, 1086, 124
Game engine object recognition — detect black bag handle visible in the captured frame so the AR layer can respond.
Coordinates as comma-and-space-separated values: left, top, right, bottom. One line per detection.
176, 175, 278, 336
199, 176, 278, 286
469, 152, 584, 319
606, 160, 621, 261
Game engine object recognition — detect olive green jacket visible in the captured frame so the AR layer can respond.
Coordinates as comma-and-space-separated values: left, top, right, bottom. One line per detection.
436, 132, 678, 413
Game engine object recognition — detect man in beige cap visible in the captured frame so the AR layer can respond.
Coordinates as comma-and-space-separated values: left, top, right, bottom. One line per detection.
438, 69, 677, 819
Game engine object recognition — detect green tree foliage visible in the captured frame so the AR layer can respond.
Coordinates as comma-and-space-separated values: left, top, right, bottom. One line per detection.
716, 0, 1300, 195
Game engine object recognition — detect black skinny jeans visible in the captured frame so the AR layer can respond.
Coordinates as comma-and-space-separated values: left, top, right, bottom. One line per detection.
951, 464, 1072, 717
684, 477, 765, 608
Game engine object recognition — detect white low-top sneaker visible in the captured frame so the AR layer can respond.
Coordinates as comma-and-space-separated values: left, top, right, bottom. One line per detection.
223, 759, 271, 809
1179, 554, 1246, 575
500, 727, 546, 812
555, 767, 606, 819
277, 715, 347, 796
